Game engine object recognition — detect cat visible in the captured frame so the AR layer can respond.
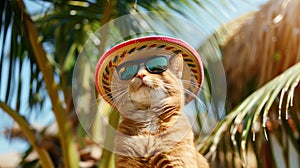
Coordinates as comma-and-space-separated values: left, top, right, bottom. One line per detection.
112, 53, 209, 168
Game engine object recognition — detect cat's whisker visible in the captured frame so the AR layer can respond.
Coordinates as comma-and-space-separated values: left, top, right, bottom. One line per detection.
91, 89, 128, 110
85, 100, 111, 131
181, 79, 212, 98
108, 90, 128, 106
86, 111, 98, 131
88, 97, 103, 109
183, 88, 203, 104
111, 91, 129, 111
95, 84, 128, 102
163, 83, 201, 104
103, 81, 127, 89
112, 91, 128, 104
100, 82, 126, 89
88, 92, 124, 113
111, 88, 128, 98
164, 82, 201, 102
107, 91, 128, 103
76, 97, 102, 131
181, 79, 201, 88
118, 92, 129, 109
100, 87, 128, 97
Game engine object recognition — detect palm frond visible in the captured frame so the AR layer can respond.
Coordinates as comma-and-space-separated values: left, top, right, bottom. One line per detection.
0, 0, 47, 112
200, 62, 300, 167
223, 0, 300, 104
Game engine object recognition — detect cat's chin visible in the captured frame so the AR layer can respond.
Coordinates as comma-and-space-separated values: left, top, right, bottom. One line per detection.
129, 87, 151, 105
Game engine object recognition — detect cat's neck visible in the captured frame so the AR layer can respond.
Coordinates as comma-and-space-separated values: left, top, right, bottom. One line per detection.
119, 104, 182, 135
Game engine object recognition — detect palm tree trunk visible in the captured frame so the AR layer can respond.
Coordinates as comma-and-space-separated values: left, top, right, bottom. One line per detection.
15, 0, 80, 167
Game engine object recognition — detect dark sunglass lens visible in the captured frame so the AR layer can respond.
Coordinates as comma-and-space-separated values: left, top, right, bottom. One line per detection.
146, 56, 168, 73
118, 64, 138, 80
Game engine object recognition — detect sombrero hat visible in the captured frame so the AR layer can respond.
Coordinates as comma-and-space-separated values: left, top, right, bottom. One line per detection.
94, 36, 204, 107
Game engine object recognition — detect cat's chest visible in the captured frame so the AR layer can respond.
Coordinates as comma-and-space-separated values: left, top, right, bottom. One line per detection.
115, 116, 193, 157
115, 130, 184, 157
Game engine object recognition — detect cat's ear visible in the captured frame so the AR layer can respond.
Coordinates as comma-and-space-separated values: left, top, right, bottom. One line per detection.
169, 54, 183, 79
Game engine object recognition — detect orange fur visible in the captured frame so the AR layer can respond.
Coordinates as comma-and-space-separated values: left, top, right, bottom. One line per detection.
114, 54, 209, 168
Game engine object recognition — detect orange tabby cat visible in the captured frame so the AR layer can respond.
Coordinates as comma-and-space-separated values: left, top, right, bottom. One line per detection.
113, 54, 209, 168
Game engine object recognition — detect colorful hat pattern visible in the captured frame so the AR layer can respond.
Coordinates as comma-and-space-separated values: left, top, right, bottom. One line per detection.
94, 36, 204, 107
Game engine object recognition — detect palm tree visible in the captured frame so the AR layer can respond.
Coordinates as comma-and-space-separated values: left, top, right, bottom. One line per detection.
204, 0, 300, 167
0, 0, 299, 167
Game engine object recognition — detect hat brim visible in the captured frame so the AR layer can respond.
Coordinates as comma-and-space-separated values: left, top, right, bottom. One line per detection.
95, 36, 204, 107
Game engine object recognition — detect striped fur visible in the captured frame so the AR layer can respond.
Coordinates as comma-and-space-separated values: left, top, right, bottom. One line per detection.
114, 54, 209, 168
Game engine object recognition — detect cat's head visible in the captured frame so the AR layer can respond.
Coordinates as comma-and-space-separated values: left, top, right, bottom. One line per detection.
111, 54, 185, 120
94, 36, 204, 121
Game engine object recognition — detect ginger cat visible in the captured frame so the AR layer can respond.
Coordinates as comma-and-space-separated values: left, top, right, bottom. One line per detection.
113, 54, 209, 168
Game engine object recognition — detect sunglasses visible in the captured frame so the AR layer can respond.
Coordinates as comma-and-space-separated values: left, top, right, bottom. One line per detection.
116, 55, 170, 80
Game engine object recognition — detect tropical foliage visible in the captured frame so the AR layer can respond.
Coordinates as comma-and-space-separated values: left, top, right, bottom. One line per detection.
0, 0, 299, 167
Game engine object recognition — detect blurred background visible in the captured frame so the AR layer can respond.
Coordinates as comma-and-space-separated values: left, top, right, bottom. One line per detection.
0, 0, 299, 167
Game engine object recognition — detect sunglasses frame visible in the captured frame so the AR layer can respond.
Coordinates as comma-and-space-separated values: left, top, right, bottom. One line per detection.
116, 55, 170, 80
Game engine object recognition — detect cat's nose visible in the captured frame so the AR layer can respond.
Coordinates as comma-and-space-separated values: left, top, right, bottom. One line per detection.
136, 66, 148, 79
136, 73, 146, 79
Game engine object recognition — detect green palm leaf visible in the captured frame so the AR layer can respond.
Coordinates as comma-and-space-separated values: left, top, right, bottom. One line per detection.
0, 0, 47, 112
200, 61, 300, 167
